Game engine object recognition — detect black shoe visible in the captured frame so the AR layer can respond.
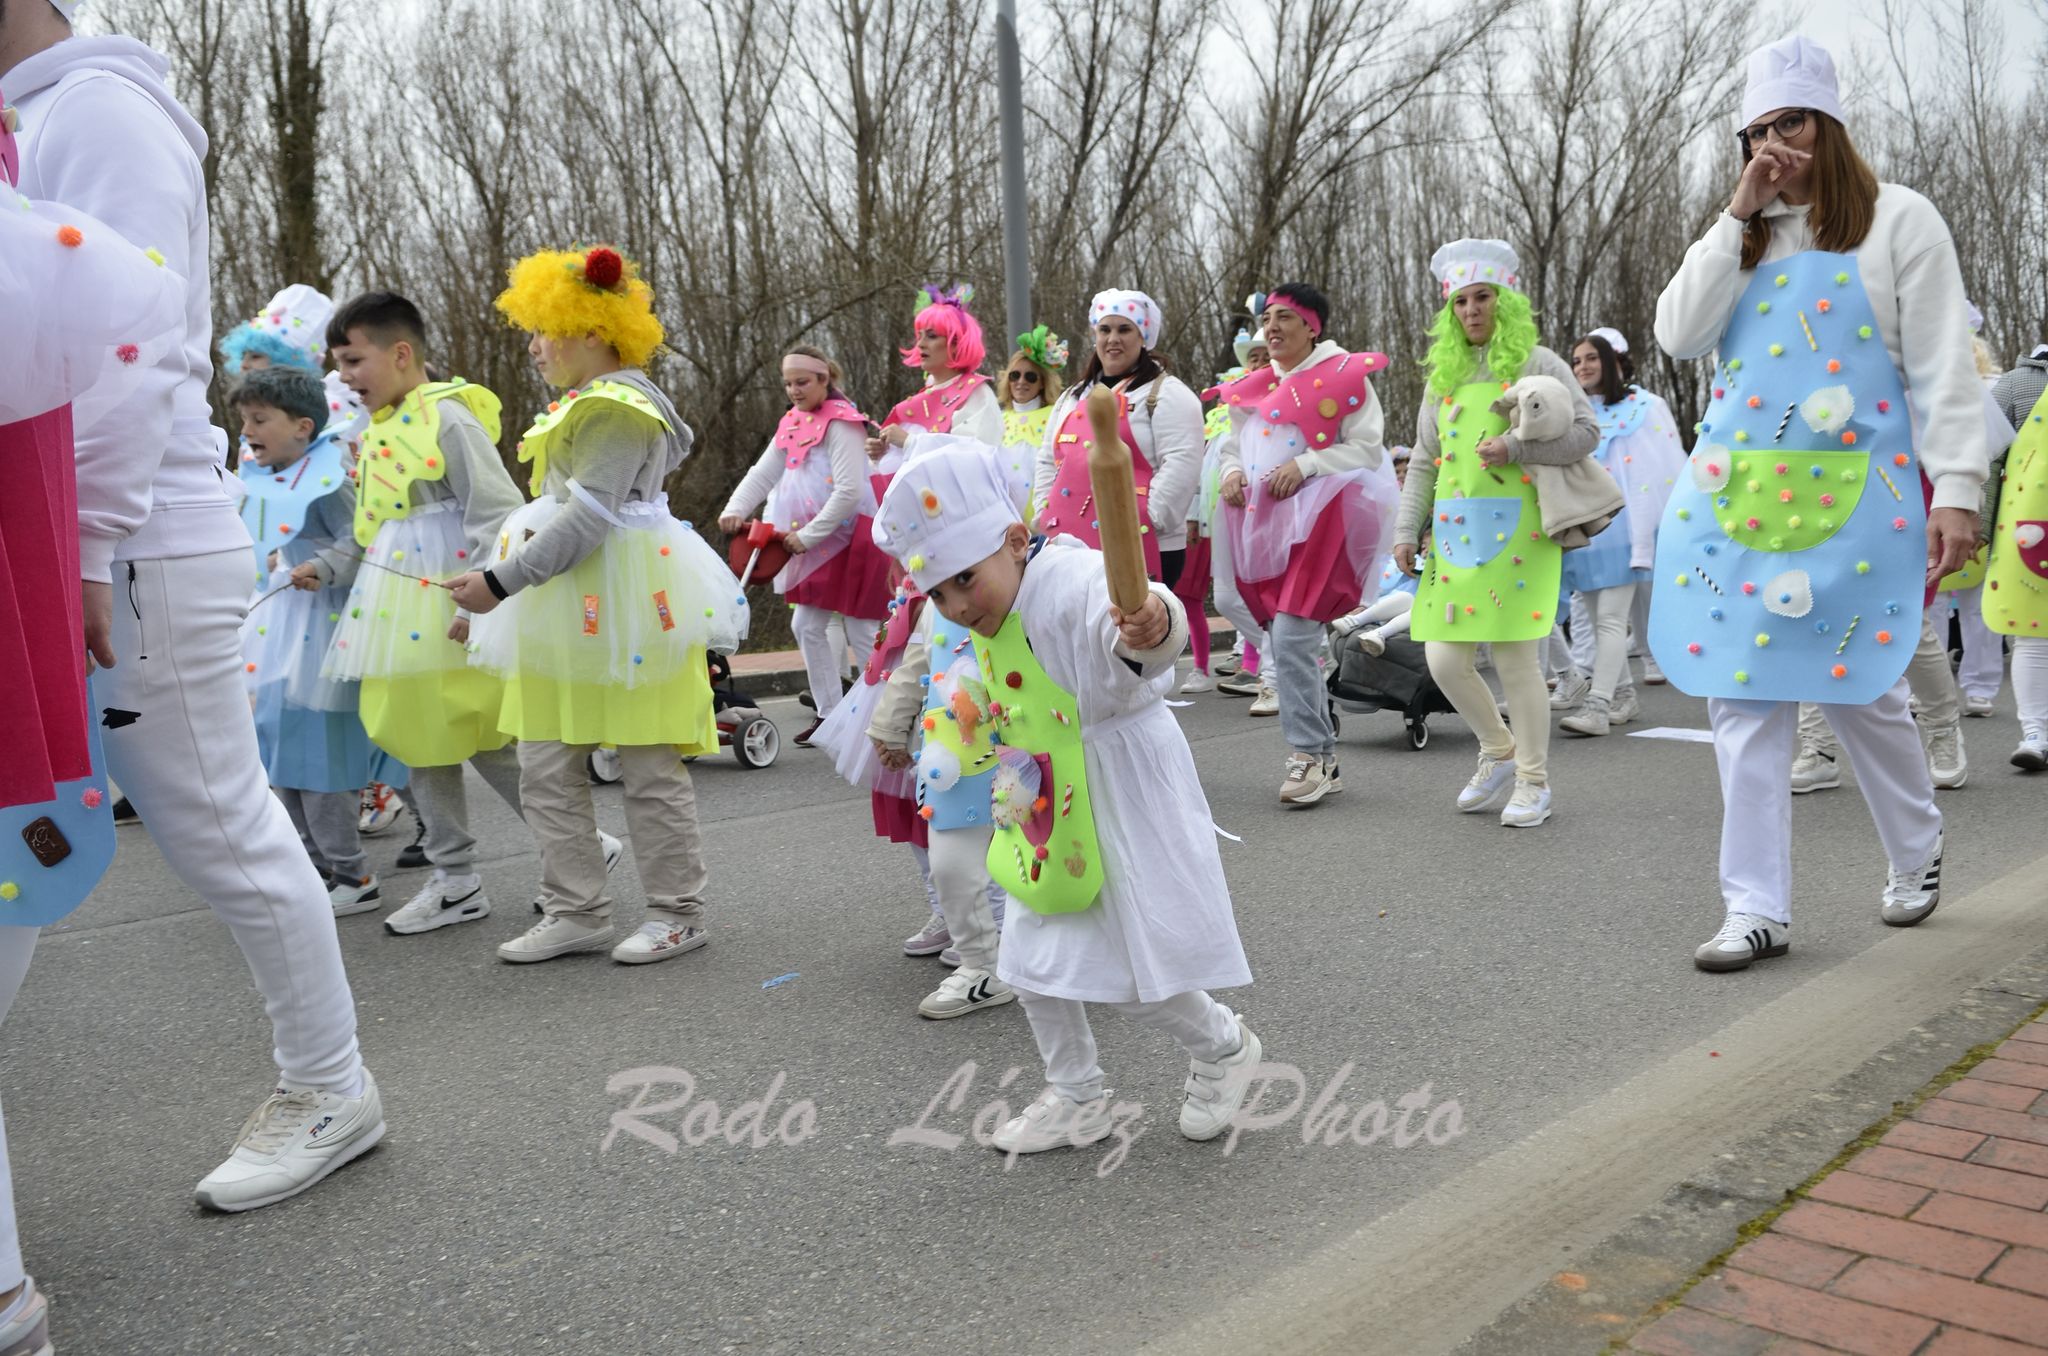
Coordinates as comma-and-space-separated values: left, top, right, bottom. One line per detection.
111, 795, 140, 825
395, 814, 428, 870
794, 718, 823, 748
797, 689, 817, 711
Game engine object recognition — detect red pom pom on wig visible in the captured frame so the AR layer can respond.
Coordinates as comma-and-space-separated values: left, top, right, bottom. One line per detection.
583, 247, 624, 291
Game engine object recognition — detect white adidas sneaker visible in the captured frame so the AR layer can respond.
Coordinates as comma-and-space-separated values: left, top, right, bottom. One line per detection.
1694, 912, 1790, 972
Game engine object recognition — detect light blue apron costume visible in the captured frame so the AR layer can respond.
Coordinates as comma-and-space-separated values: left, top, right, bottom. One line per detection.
1562, 398, 1651, 593
1649, 250, 1924, 704
0, 687, 114, 927
914, 624, 998, 830
236, 430, 350, 592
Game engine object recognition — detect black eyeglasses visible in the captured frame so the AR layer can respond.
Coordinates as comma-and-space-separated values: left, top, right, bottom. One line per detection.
1007, 371, 1040, 384
1738, 108, 1810, 158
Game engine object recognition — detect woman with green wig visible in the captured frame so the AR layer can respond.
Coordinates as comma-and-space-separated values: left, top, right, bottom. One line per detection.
1391, 239, 1600, 829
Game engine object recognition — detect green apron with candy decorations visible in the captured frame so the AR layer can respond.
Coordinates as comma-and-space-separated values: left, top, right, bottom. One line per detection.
972, 612, 1103, 915
1983, 387, 2048, 635
1410, 382, 1561, 642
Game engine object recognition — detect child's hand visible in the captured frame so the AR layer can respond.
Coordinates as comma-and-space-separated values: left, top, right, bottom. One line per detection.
447, 616, 471, 645
873, 740, 912, 771
288, 561, 323, 592
1110, 593, 1170, 652
446, 571, 498, 613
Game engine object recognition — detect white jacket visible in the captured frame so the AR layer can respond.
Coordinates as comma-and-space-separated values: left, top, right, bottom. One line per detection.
1032, 372, 1206, 550
4, 36, 233, 582
1654, 186, 1987, 512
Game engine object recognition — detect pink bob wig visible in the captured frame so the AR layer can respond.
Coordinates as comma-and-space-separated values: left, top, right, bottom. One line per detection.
899, 295, 986, 373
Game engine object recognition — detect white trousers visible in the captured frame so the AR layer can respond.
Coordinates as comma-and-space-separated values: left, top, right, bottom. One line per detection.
926, 825, 1000, 972
0, 927, 36, 1291
790, 605, 869, 718
1710, 678, 1941, 925
96, 550, 364, 1093
2013, 637, 2048, 731
1014, 986, 1240, 1104
1576, 583, 1637, 701
1207, 527, 1268, 655
1941, 586, 2004, 701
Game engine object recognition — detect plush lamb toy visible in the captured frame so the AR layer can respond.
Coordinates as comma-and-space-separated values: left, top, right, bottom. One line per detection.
1489, 374, 1573, 443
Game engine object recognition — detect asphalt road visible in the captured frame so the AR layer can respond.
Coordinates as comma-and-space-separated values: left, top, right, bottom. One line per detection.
6, 663, 2046, 1355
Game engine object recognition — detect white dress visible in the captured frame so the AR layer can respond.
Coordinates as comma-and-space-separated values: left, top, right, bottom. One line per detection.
994, 536, 1252, 1004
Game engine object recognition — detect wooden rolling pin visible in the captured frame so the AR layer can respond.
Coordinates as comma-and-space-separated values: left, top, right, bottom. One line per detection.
1085, 383, 1151, 614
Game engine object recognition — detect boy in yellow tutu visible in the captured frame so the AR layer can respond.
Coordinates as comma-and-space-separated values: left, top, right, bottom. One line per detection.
312, 292, 566, 937
449, 246, 744, 966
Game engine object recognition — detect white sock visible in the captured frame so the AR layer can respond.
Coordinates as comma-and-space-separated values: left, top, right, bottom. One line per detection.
0, 1282, 31, 1327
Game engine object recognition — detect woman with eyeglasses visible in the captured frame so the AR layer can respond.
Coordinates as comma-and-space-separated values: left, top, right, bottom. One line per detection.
998, 325, 1066, 515
1651, 36, 1987, 971
1032, 292, 1205, 595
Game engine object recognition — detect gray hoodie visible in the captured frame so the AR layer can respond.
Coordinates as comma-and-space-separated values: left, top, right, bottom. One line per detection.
3, 35, 230, 582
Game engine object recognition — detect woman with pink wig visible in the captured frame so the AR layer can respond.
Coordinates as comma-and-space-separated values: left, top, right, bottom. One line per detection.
867, 285, 1003, 479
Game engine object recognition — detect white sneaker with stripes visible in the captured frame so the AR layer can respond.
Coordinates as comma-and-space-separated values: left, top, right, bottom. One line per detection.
1880, 834, 1943, 927
1694, 912, 1790, 972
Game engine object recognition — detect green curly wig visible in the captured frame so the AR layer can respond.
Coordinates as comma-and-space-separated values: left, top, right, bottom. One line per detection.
1423, 287, 1539, 398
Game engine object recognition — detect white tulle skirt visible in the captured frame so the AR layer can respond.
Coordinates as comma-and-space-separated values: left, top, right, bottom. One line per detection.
322, 500, 473, 681
244, 565, 357, 711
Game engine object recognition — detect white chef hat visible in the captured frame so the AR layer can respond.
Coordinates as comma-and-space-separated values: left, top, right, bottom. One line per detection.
220, 283, 335, 372
1429, 238, 1521, 299
871, 435, 1024, 592
1740, 35, 1844, 130
1088, 289, 1162, 350
1589, 326, 1629, 355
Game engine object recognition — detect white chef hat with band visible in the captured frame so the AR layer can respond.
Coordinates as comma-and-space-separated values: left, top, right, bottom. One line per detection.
871, 436, 1024, 592
1429, 238, 1521, 299
1088, 290, 1162, 350
1589, 326, 1629, 354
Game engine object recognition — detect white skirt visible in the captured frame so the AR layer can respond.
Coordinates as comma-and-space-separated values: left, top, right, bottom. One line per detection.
244, 565, 358, 711
468, 491, 749, 688
322, 500, 474, 682
812, 671, 888, 788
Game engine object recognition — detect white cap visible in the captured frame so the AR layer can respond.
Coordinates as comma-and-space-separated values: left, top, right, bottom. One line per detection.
1589, 326, 1630, 355
1088, 289, 1162, 349
871, 435, 1024, 592
1740, 36, 1844, 130
1429, 239, 1521, 299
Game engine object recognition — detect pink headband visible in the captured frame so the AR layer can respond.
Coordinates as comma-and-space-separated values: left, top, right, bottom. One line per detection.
1267, 291, 1323, 338
782, 353, 832, 378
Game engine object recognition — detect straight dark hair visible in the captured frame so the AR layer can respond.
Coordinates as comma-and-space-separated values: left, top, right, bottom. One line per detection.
1571, 334, 1630, 405
327, 291, 428, 353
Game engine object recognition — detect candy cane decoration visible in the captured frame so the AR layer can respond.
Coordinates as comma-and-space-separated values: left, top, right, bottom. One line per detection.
1876, 467, 1902, 501
1774, 402, 1797, 442
1051, 708, 1071, 726
1835, 615, 1860, 654
1061, 783, 1074, 817
1011, 843, 1028, 878
1693, 565, 1725, 595
1798, 311, 1818, 352
1487, 587, 1503, 610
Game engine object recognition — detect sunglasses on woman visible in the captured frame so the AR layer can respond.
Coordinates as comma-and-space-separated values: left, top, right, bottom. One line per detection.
1737, 108, 1809, 160
1007, 371, 1040, 385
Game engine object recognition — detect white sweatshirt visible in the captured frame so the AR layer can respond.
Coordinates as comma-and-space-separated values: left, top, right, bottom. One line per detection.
1215, 339, 1388, 482
721, 418, 868, 548
1654, 186, 1988, 512
1032, 371, 1206, 549
5, 36, 236, 582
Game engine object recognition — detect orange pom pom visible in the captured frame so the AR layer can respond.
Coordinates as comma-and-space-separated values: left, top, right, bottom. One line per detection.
55, 224, 83, 247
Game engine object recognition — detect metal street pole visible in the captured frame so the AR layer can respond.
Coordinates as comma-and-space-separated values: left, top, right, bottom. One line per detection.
996, 0, 1031, 346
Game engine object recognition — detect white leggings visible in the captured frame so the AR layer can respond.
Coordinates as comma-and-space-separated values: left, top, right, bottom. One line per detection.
1425, 638, 1552, 786
1579, 583, 1637, 701
1207, 527, 1268, 655
790, 605, 875, 719
1014, 986, 1240, 1104
925, 825, 1000, 972
0, 927, 35, 1292
2014, 637, 2048, 732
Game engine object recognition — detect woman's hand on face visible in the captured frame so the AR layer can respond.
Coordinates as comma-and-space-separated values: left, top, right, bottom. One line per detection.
1729, 142, 1810, 220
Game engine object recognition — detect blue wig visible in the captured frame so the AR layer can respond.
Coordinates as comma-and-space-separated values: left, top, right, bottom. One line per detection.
219, 321, 323, 374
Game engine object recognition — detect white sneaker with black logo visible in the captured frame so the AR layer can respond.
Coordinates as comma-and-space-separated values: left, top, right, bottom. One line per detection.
1881, 833, 1943, 927
1694, 912, 1790, 972
328, 873, 382, 916
384, 870, 490, 935
195, 1073, 385, 1212
917, 966, 1015, 1019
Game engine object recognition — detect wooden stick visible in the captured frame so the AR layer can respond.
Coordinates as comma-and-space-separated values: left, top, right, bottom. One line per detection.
1085, 384, 1151, 614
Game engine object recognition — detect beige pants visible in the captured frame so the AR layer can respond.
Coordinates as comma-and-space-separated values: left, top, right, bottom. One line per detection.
518, 740, 708, 924
1425, 638, 1552, 787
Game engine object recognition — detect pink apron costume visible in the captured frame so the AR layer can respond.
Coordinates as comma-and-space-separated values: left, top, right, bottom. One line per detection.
877, 374, 991, 498
766, 396, 893, 620
0, 91, 182, 921
1215, 352, 1400, 625
1038, 388, 1162, 579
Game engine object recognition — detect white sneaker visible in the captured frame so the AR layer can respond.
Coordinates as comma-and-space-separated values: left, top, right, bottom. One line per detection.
1881, 833, 1943, 927
0, 1276, 51, 1356
1457, 750, 1516, 812
918, 966, 1015, 1019
938, 946, 964, 967
497, 915, 616, 963
1609, 684, 1641, 724
2013, 725, 2048, 771
384, 870, 490, 935
903, 913, 951, 957
357, 783, 401, 836
1354, 629, 1387, 658
991, 1088, 1115, 1154
1558, 695, 1611, 737
1247, 682, 1279, 717
1329, 613, 1368, 639
1790, 743, 1841, 793
1180, 1018, 1265, 1142
1549, 669, 1590, 710
1179, 669, 1217, 694
1500, 779, 1552, 828
327, 873, 382, 916
612, 918, 709, 964
1279, 753, 1341, 806
1963, 693, 1995, 718
1923, 721, 1968, 789
531, 830, 627, 913
195, 1072, 386, 1212
1694, 912, 1790, 972
1641, 652, 1668, 686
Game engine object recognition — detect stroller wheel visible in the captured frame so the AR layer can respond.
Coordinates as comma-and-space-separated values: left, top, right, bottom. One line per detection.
588, 749, 624, 784
1407, 717, 1430, 750
734, 715, 780, 768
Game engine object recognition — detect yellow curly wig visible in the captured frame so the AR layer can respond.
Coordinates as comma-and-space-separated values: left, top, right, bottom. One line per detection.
494, 246, 665, 369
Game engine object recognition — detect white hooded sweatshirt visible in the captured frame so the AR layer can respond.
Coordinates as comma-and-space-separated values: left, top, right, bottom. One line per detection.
3, 35, 233, 582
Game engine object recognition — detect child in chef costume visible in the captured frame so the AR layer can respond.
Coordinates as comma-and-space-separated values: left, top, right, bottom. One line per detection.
871, 438, 1266, 1156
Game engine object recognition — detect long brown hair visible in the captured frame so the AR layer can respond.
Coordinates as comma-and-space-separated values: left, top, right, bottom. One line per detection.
1741, 113, 1879, 270
1571, 335, 1630, 405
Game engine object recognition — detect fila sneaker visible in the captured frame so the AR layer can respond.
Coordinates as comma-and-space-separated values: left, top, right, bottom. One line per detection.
195, 1072, 385, 1212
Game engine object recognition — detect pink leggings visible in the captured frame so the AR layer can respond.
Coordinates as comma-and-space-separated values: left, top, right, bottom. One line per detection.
1172, 538, 1214, 673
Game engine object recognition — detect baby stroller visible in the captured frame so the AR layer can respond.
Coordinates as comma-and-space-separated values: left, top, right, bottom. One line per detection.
1328, 631, 1458, 749
589, 651, 780, 778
